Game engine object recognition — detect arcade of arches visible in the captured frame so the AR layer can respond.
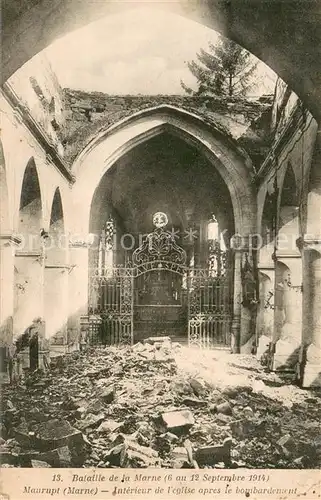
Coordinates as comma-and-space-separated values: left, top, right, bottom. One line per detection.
1, 5, 321, 389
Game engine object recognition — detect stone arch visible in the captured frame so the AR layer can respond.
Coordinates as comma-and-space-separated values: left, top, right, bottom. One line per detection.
72, 106, 256, 238
17, 157, 43, 250
277, 162, 300, 252
46, 187, 66, 265
13, 158, 45, 369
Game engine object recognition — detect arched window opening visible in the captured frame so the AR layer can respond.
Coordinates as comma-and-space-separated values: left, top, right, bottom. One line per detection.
98, 215, 116, 274
207, 214, 227, 277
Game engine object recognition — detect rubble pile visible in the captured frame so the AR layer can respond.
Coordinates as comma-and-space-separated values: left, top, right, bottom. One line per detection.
1, 339, 321, 469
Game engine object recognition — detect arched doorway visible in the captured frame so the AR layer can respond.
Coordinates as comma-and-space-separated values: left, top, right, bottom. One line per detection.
14, 158, 44, 371
83, 125, 245, 348
44, 187, 68, 356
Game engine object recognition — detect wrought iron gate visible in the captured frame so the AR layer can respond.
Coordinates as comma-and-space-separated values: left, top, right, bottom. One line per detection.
188, 270, 232, 348
87, 267, 133, 345
87, 225, 232, 347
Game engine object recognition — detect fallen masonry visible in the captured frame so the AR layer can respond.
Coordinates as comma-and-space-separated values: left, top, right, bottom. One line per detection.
1, 341, 321, 469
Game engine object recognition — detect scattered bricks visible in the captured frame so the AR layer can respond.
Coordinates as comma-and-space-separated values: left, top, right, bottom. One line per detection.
215, 402, 232, 415
170, 446, 190, 468
31, 459, 51, 467
97, 420, 124, 435
195, 437, 232, 467
161, 409, 195, 435
120, 440, 160, 468
33, 419, 85, 452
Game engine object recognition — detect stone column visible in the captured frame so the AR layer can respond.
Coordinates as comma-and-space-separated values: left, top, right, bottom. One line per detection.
13, 250, 45, 338
0, 234, 19, 382
44, 265, 69, 358
256, 264, 275, 358
67, 241, 90, 351
301, 239, 321, 386
272, 251, 302, 371
231, 248, 242, 353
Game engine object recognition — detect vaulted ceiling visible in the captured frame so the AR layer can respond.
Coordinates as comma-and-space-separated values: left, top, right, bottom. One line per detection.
2, 0, 321, 121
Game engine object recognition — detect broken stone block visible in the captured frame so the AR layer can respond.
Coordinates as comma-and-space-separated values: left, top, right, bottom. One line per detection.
161, 409, 195, 435
277, 434, 296, 453
97, 420, 124, 434
76, 413, 105, 431
181, 397, 206, 407
170, 446, 189, 468
104, 444, 124, 466
38, 445, 72, 467
189, 378, 206, 397
120, 440, 160, 468
0, 448, 17, 466
13, 421, 36, 448
33, 419, 84, 452
100, 386, 115, 404
195, 437, 232, 467
243, 406, 254, 418
144, 337, 171, 345
215, 402, 232, 415
31, 459, 51, 468
86, 398, 105, 414
216, 413, 232, 425
160, 432, 179, 443
229, 419, 254, 439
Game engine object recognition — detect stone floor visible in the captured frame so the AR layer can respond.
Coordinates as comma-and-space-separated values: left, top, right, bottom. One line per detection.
1, 340, 321, 469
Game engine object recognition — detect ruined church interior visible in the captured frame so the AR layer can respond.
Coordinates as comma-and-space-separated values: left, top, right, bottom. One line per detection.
0, 0, 321, 471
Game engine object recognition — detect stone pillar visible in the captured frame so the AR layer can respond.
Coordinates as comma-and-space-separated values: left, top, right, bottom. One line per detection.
301, 239, 321, 386
13, 250, 45, 338
231, 249, 242, 353
45, 265, 69, 358
272, 251, 302, 371
0, 235, 19, 382
67, 242, 90, 351
256, 264, 275, 358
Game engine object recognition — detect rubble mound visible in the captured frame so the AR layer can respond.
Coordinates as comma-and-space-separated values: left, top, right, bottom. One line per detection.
1, 340, 321, 469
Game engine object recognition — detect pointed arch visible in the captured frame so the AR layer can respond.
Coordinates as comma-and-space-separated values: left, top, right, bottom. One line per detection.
72, 105, 256, 238
18, 158, 43, 239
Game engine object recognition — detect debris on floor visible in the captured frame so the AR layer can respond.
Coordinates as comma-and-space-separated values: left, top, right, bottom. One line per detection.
1, 340, 321, 469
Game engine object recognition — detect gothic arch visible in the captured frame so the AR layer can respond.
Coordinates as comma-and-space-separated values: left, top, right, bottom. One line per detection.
71, 106, 256, 238
18, 158, 43, 248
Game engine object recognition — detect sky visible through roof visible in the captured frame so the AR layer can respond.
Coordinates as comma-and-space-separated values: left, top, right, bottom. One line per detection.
42, 8, 276, 96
